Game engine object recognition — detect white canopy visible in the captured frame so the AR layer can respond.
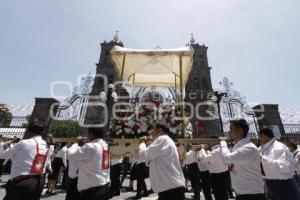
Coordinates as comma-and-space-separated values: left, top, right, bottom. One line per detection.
110, 46, 194, 87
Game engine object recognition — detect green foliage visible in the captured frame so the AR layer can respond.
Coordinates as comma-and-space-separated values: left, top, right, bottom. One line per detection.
49, 120, 81, 138
0, 104, 13, 127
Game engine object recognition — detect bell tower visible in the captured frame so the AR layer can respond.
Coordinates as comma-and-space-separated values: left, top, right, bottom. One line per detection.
85, 32, 125, 126
185, 34, 221, 137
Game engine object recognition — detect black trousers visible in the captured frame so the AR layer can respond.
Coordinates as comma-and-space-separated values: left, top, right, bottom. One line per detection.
265, 178, 300, 200
199, 170, 213, 200
236, 193, 266, 200
187, 163, 201, 200
158, 187, 185, 200
210, 171, 228, 200
4, 175, 45, 200
110, 163, 121, 195
80, 184, 109, 200
225, 171, 234, 198
0, 159, 4, 177
65, 177, 80, 200
136, 162, 148, 196
120, 158, 131, 186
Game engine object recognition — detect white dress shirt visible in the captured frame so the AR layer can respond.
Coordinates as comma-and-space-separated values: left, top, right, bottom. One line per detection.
67, 143, 80, 179
220, 138, 264, 195
184, 150, 197, 166
69, 138, 110, 191
196, 151, 208, 172
111, 157, 123, 166
139, 135, 185, 193
199, 145, 228, 174
0, 136, 49, 179
259, 139, 296, 180
46, 145, 54, 172
136, 150, 145, 165
55, 146, 68, 167
0, 141, 5, 152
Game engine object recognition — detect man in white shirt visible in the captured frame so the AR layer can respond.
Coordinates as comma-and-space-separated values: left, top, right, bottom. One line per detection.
46, 142, 68, 195
196, 148, 213, 200
184, 147, 201, 200
283, 140, 300, 187
139, 123, 186, 200
69, 127, 110, 200
65, 137, 85, 200
199, 142, 229, 200
109, 154, 123, 198
219, 119, 265, 200
0, 121, 50, 200
0, 135, 6, 181
258, 127, 300, 200
131, 145, 149, 199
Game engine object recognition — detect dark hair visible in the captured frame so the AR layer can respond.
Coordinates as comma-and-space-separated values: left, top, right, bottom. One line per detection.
27, 121, 45, 135
259, 127, 274, 138
154, 123, 170, 134
289, 142, 298, 151
230, 119, 249, 137
13, 138, 21, 144
88, 127, 105, 138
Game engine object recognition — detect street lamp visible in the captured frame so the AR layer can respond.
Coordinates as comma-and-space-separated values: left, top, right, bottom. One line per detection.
212, 91, 228, 135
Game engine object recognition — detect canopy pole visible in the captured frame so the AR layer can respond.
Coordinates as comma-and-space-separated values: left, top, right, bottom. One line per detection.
132, 74, 135, 105
174, 73, 177, 102
179, 56, 186, 138
120, 54, 126, 80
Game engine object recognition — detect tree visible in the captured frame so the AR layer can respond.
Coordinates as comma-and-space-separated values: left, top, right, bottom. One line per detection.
0, 104, 12, 127
49, 120, 81, 138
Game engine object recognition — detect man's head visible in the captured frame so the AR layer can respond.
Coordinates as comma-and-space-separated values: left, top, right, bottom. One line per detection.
151, 123, 169, 139
87, 127, 105, 140
229, 119, 249, 142
27, 121, 45, 138
46, 133, 53, 139
258, 127, 274, 145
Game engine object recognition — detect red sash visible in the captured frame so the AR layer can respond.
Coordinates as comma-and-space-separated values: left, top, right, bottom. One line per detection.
99, 143, 110, 170
31, 138, 49, 174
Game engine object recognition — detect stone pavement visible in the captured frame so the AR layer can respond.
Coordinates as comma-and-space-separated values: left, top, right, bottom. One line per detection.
0, 175, 235, 200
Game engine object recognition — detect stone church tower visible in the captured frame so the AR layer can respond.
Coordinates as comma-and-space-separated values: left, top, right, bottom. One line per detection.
90, 34, 123, 96
185, 35, 221, 137
85, 33, 126, 126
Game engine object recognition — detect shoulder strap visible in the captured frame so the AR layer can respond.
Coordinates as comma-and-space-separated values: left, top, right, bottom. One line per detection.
33, 138, 39, 154
33, 138, 49, 155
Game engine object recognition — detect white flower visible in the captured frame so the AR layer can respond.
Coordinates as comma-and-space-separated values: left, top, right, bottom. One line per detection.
124, 128, 131, 133
140, 117, 147, 122
128, 120, 135, 127
111, 92, 118, 98
170, 127, 177, 134
141, 125, 148, 132
108, 84, 114, 89
116, 130, 122, 135
186, 122, 193, 131
99, 92, 107, 102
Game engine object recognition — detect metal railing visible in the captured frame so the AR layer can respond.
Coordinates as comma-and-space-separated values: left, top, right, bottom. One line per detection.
284, 124, 300, 135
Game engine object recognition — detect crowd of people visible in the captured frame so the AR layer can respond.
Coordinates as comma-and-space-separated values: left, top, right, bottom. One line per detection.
0, 119, 299, 200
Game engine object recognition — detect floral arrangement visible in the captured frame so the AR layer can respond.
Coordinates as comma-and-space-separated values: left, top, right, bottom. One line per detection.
109, 102, 193, 139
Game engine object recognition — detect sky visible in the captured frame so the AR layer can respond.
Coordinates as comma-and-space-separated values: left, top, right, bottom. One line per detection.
0, 0, 299, 118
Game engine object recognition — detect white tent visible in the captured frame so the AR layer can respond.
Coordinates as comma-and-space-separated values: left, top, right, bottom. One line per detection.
110, 46, 194, 88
